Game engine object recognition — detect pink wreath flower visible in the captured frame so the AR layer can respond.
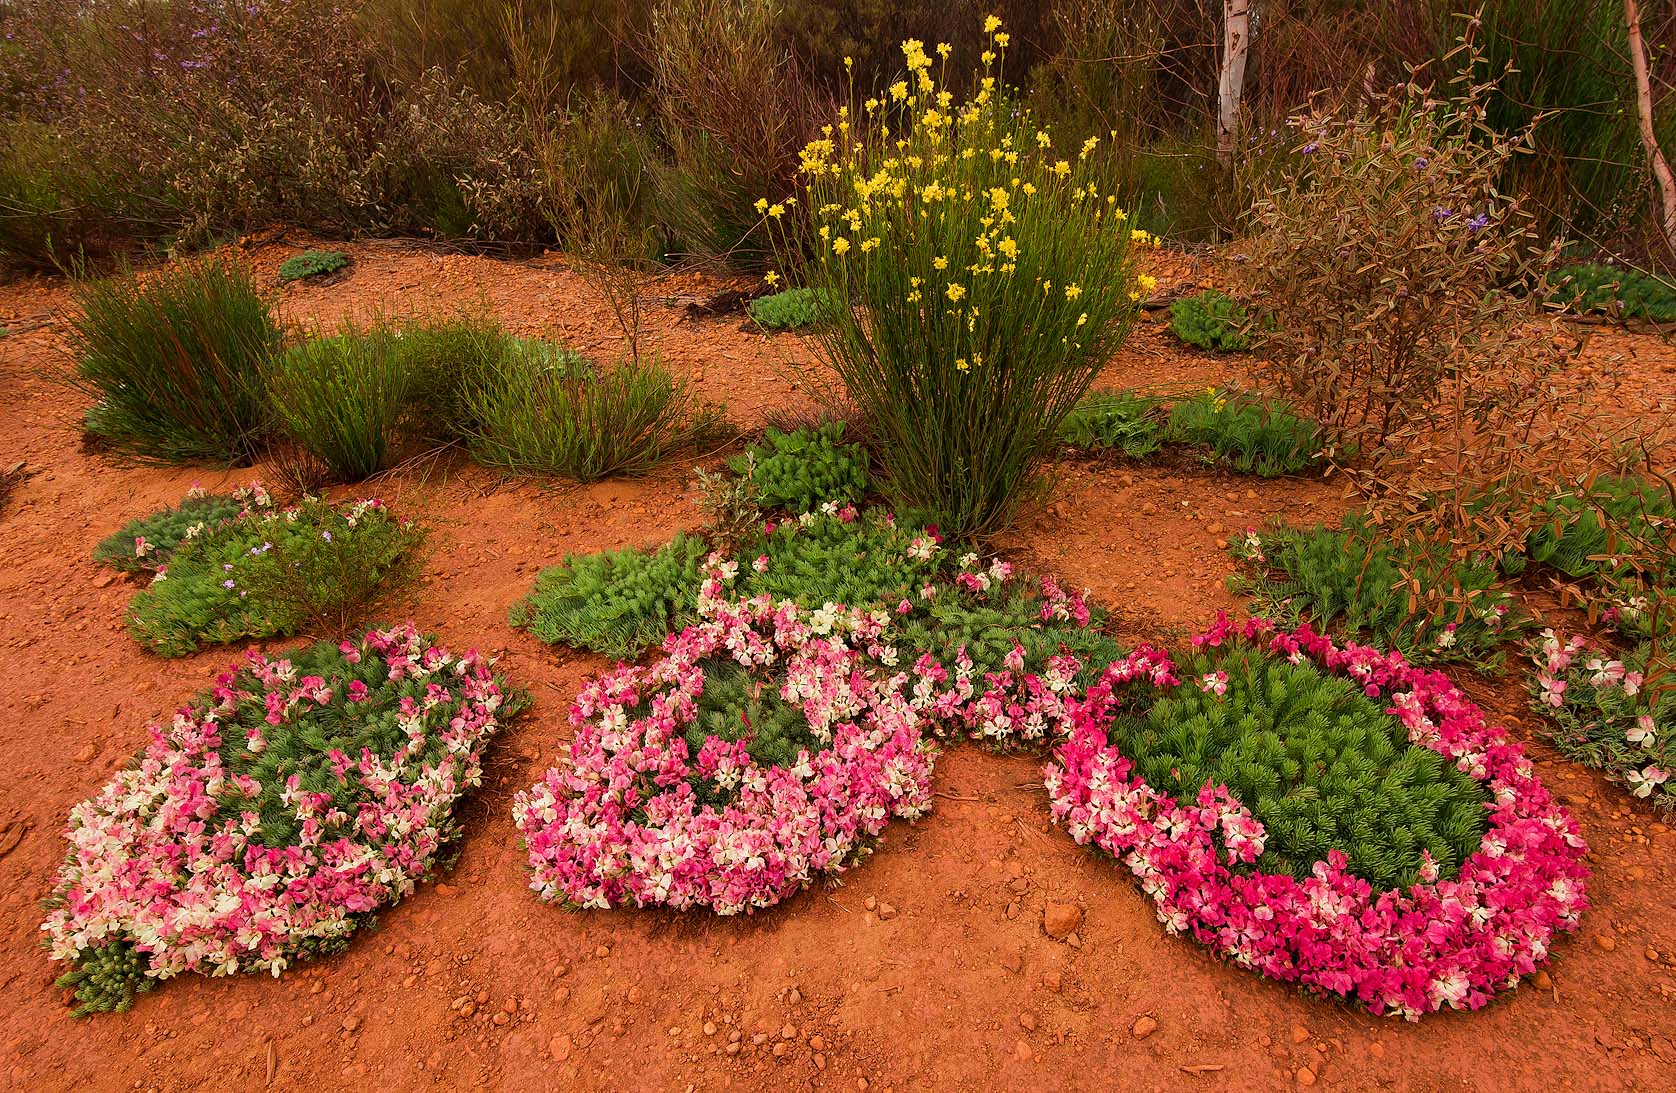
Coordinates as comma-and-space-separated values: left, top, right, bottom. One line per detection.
1043, 614, 1589, 1018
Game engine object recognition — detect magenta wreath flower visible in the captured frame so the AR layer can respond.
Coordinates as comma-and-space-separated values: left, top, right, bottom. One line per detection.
1044, 614, 1590, 1018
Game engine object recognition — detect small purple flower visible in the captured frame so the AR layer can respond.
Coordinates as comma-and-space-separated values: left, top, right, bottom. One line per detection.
322, 531, 332, 542
1467, 212, 1489, 233
1301, 142, 1319, 155
223, 579, 236, 589
1433, 206, 1453, 221
1413, 157, 1429, 170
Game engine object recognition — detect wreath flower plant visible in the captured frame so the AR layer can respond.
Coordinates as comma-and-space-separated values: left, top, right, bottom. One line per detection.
43, 625, 517, 1014
1045, 614, 1590, 1018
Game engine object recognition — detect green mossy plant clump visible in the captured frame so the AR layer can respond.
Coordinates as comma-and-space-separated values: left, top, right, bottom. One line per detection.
1550, 263, 1676, 322
1058, 390, 1164, 457
734, 422, 869, 513
92, 492, 246, 573
747, 287, 838, 330
679, 658, 816, 772
744, 511, 945, 614
1232, 517, 1518, 665
126, 495, 423, 657
277, 250, 351, 283
1108, 646, 1489, 889
896, 580, 1121, 687
1169, 289, 1252, 351
1166, 390, 1324, 477
510, 535, 709, 661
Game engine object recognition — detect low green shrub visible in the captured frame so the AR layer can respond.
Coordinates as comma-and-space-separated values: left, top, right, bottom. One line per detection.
1166, 390, 1324, 477
127, 494, 423, 657
92, 491, 246, 573
747, 287, 838, 330
1232, 518, 1519, 665
1169, 289, 1252, 351
1524, 477, 1673, 579
510, 535, 708, 660
70, 257, 281, 465
896, 580, 1122, 687
678, 658, 815, 782
744, 511, 946, 613
1057, 390, 1164, 457
734, 422, 869, 513
268, 331, 411, 481
461, 350, 722, 480
277, 250, 351, 283
1110, 646, 1489, 888
1549, 264, 1676, 322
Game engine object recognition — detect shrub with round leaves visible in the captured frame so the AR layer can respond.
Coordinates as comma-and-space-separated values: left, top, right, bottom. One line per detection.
277, 249, 351, 284
734, 422, 869, 513
1169, 289, 1252, 351
43, 624, 520, 1015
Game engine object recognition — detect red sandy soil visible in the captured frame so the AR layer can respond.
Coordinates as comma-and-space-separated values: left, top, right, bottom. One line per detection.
1, 237, 1675, 1092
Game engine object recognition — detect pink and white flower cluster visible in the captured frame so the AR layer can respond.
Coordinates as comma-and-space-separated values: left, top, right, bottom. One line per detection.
1528, 629, 1671, 808
1045, 614, 1590, 1018
43, 625, 510, 983
513, 574, 936, 915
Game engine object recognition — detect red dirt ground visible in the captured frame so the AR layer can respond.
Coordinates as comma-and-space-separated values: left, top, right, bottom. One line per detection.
1, 238, 1674, 1092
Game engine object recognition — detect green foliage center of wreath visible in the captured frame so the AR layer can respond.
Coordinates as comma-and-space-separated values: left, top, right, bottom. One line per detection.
734, 423, 869, 514
1108, 649, 1489, 890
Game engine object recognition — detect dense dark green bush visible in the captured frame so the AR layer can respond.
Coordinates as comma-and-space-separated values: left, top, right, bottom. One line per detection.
71, 258, 281, 465
745, 511, 945, 612
510, 535, 708, 660
1231, 517, 1519, 665
1524, 477, 1675, 580
92, 492, 246, 573
1549, 264, 1676, 322
127, 496, 423, 656
1110, 647, 1489, 889
277, 250, 351, 283
1058, 391, 1163, 458
747, 287, 838, 330
268, 331, 410, 480
678, 657, 814, 776
1169, 289, 1252, 351
460, 349, 722, 480
734, 422, 869, 513
1166, 390, 1324, 477
896, 581, 1121, 687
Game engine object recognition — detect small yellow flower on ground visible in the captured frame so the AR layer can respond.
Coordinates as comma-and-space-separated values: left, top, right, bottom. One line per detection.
946, 283, 966, 302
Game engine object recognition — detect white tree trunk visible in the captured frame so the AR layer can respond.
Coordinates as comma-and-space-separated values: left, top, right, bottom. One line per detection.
1217, 0, 1252, 168
1627, 0, 1676, 254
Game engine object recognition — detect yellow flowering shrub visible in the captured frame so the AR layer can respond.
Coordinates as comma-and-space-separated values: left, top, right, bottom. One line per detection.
766, 20, 1148, 539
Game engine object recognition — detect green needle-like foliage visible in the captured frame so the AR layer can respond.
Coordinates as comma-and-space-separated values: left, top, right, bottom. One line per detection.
268, 330, 411, 481
1166, 390, 1323, 477
71, 257, 281, 465
510, 535, 708, 660
897, 580, 1121, 686
461, 348, 724, 481
1232, 517, 1519, 665
733, 422, 869, 513
1169, 289, 1252, 351
1058, 390, 1164, 457
127, 498, 423, 657
1550, 263, 1676, 322
277, 250, 350, 283
747, 287, 839, 330
744, 511, 945, 612
93, 493, 245, 573
682, 658, 816, 771
1109, 648, 1489, 889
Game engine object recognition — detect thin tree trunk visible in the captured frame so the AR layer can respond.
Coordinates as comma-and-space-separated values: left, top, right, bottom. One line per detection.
1626, 0, 1676, 254
1217, 0, 1252, 168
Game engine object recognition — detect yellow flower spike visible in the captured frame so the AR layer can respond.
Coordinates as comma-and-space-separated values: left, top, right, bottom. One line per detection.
1052, 160, 1071, 177
1065, 284, 1082, 301
833, 237, 851, 256
946, 283, 966, 302
1022, 182, 1036, 196
956, 357, 969, 372
764, 271, 781, 287
995, 32, 1009, 47
889, 80, 908, 102
933, 256, 948, 270
1081, 135, 1100, 158
1137, 273, 1158, 293
767, 203, 785, 219
844, 56, 853, 70
937, 42, 952, 59
1036, 131, 1051, 148
984, 15, 1001, 34
981, 50, 996, 65
754, 197, 769, 213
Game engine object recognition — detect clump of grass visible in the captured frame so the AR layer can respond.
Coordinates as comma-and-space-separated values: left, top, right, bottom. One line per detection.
277, 250, 351, 284
1169, 289, 1251, 351
461, 349, 723, 481
1166, 390, 1324, 477
93, 491, 246, 573
510, 535, 708, 660
70, 257, 281, 465
1058, 390, 1164, 457
267, 329, 411, 481
747, 287, 838, 330
127, 495, 423, 657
